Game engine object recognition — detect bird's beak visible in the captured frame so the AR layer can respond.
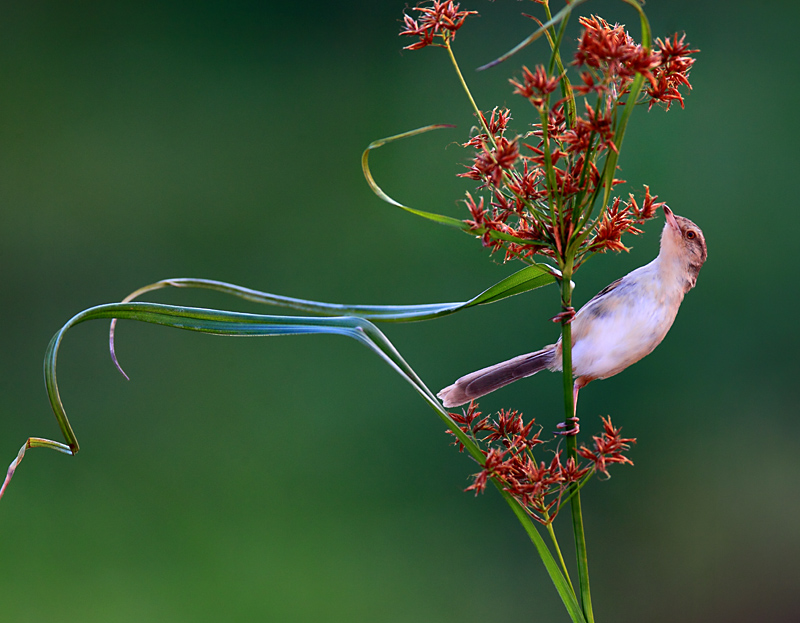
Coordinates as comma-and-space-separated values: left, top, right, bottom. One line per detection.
663, 205, 680, 232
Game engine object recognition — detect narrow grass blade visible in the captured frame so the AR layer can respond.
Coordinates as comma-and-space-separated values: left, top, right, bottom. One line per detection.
600, 1, 652, 210
476, 0, 590, 71
7, 300, 586, 620
362, 125, 545, 247
113, 264, 556, 322
361, 124, 466, 229
108, 265, 556, 376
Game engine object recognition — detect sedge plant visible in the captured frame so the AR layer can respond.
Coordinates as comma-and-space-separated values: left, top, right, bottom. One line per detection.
2, 2, 697, 621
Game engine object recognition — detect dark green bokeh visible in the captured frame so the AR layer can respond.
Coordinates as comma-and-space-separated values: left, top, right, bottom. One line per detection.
1, 2, 798, 621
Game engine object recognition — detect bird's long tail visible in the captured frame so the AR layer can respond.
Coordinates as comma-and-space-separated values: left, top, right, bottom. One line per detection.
437, 345, 557, 408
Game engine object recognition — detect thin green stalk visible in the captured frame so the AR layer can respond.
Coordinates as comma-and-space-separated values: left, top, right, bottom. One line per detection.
497, 487, 587, 623
444, 39, 494, 145
537, 107, 559, 228
541, 0, 576, 127
445, 36, 539, 232
545, 519, 575, 594
559, 470, 596, 508
559, 258, 595, 623
566, 443, 594, 623
570, 96, 605, 226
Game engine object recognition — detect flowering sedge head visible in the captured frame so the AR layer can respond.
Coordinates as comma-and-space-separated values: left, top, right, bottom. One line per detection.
450, 403, 635, 524
509, 65, 562, 109
400, 0, 477, 50
578, 416, 637, 477
646, 34, 698, 110
400, 4, 697, 270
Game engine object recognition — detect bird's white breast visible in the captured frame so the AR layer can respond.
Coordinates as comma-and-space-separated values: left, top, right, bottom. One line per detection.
567, 262, 684, 380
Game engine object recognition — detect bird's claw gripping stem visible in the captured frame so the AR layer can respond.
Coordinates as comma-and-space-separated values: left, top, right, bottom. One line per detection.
554, 416, 580, 436
550, 306, 576, 324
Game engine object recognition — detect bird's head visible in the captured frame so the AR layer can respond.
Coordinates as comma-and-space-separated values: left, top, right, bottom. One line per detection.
660, 206, 707, 291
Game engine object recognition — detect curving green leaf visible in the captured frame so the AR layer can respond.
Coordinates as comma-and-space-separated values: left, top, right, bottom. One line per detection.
9, 301, 578, 614
113, 263, 556, 322
362, 125, 546, 247
476, 0, 591, 71
5, 299, 583, 620
361, 124, 466, 229
107, 265, 555, 376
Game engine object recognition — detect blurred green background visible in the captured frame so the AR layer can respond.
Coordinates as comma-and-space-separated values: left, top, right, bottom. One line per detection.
1, 1, 798, 621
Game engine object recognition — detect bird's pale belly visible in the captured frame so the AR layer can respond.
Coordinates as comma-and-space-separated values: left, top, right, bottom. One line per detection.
568, 290, 680, 380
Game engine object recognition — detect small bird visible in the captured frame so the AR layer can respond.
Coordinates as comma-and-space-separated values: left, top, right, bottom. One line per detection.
437, 206, 707, 423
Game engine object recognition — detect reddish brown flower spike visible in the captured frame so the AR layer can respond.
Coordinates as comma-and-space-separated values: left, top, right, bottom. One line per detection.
455, 407, 636, 523
628, 185, 666, 220
592, 197, 637, 253
573, 15, 660, 97
510, 65, 561, 107
578, 416, 636, 476
400, 1, 478, 50
460, 137, 519, 188
564, 102, 617, 155
590, 184, 667, 254
575, 16, 635, 70
463, 192, 486, 227
485, 107, 511, 137
646, 34, 697, 110
463, 108, 512, 150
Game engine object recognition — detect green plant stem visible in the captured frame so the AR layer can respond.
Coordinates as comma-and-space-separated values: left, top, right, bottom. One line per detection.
497, 488, 587, 623
545, 519, 575, 594
541, 0, 576, 127
559, 258, 595, 623
444, 39, 494, 145
537, 107, 558, 226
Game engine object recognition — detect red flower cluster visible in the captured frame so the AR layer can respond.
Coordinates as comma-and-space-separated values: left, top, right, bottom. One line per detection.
453, 14, 696, 266
450, 404, 635, 524
646, 34, 698, 110
590, 186, 666, 253
460, 108, 519, 187
462, 136, 520, 188
578, 416, 636, 476
574, 15, 659, 96
574, 16, 696, 111
509, 65, 561, 108
463, 190, 551, 262
400, 0, 477, 50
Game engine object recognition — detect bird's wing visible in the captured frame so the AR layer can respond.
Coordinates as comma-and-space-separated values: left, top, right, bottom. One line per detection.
584, 277, 623, 307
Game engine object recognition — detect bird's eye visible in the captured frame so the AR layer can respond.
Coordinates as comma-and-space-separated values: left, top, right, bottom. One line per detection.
685, 230, 696, 240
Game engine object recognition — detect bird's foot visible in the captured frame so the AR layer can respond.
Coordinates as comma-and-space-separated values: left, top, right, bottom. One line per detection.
554, 416, 580, 436
550, 306, 576, 324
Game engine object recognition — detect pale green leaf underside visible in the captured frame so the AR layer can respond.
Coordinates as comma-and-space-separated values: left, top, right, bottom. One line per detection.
113, 262, 556, 323
1, 264, 573, 618
28, 296, 581, 620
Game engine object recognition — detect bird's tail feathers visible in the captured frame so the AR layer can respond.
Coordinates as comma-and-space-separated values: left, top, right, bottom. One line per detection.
437, 345, 556, 408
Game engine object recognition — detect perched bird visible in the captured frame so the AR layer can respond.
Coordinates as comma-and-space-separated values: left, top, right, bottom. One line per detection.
437, 206, 707, 421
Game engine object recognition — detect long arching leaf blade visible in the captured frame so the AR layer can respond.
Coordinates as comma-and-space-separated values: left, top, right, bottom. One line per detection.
476, 0, 591, 71
8, 300, 585, 620
361, 124, 466, 229
112, 263, 556, 322
362, 125, 547, 247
